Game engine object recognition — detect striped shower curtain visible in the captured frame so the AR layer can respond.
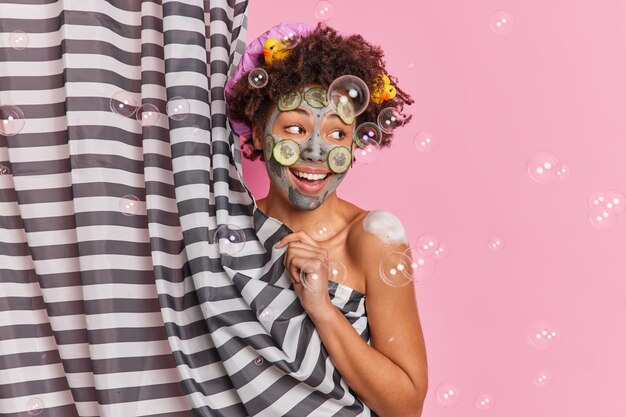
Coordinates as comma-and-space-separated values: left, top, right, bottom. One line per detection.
0, 1, 375, 416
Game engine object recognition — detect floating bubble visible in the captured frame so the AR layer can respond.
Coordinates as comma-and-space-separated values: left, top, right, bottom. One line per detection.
10, 30, 29, 50
278, 32, 300, 50
354, 143, 380, 165
312, 221, 334, 241
214, 224, 246, 255
526, 151, 561, 184
589, 206, 617, 230
300, 257, 329, 293
377, 107, 404, 134
490, 10, 514, 35
166, 96, 190, 121
119, 195, 141, 216
26, 398, 44, 416
354, 122, 382, 148
415, 234, 441, 258
402, 248, 436, 283
379, 252, 414, 287
328, 75, 370, 123
588, 190, 625, 215
0, 165, 10, 175
532, 369, 552, 387
257, 305, 276, 325
408, 62, 415, 69
435, 382, 461, 407
254, 356, 264, 366
553, 161, 571, 182
136, 103, 160, 126
526, 320, 561, 349
488, 236, 504, 252
191, 125, 201, 135
327, 258, 348, 289
475, 393, 495, 411
248, 68, 269, 88
314, 0, 335, 21
0, 105, 25, 136
110, 91, 138, 118
414, 131, 437, 153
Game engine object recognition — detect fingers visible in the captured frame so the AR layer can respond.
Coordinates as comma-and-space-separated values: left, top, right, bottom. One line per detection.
276, 230, 319, 248
287, 256, 328, 288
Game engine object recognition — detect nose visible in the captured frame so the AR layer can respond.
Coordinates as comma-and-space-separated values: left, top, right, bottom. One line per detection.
300, 133, 326, 162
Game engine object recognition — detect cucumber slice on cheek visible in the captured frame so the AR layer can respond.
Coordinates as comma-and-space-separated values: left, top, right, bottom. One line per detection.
272, 139, 300, 166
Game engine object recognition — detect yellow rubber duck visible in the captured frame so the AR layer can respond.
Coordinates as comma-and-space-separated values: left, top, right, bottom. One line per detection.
371, 74, 397, 104
263, 38, 289, 66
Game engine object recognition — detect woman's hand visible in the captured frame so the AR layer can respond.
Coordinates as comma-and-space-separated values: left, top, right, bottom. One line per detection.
275, 231, 335, 320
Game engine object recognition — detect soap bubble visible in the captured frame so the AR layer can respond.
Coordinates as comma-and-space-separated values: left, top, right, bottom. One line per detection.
9, 30, 29, 50
354, 122, 382, 148
415, 234, 441, 258
327, 258, 348, 289
300, 257, 329, 293
278, 32, 300, 50
26, 397, 44, 415
414, 131, 438, 153
379, 252, 414, 287
354, 143, 380, 165
166, 96, 190, 121
432, 241, 449, 260
257, 305, 276, 325
312, 221, 334, 241
589, 206, 618, 230
254, 356, 264, 365
435, 382, 461, 407
475, 393, 495, 411
328, 75, 370, 123
0, 165, 10, 175
490, 10, 514, 35
526, 320, 561, 349
377, 107, 404, 134
248, 68, 269, 88
119, 195, 141, 216
0, 105, 25, 136
402, 249, 436, 283
136, 103, 160, 126
488, 236, 504, 252
214, 224, 246, 255
314, 0, 335, 21
110, 91, 138, 118
526, 151, 562, 184
532, 369, 552, 387
588, 190, 625, 215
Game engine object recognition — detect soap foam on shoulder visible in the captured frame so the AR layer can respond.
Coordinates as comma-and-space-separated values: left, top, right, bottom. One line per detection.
362, 210, 408, 245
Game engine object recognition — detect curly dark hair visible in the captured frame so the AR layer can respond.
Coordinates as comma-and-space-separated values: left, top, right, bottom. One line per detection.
227, 23, 414, 161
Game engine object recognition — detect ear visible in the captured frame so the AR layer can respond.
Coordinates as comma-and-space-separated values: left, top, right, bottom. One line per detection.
251, 124, 264, 150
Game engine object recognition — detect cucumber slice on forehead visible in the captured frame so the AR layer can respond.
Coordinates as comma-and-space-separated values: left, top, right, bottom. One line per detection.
328, 146, 352, 174
304, 87, 328, 108
277, 91, 302, 111
272, 139, 300, 166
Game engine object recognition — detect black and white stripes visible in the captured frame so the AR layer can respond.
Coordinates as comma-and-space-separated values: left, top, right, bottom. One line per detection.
0, 1, 375, 416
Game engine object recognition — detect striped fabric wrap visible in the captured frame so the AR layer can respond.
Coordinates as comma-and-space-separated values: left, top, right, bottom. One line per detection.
0, 1, 376, 416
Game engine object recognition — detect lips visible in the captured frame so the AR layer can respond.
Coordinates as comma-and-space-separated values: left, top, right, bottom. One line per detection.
287, 167, 332, 194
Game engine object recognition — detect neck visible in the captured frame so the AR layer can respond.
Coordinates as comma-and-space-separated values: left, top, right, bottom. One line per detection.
258, 184, 344, 234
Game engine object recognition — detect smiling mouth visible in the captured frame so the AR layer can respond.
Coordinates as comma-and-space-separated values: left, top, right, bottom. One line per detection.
287, 168, 332, 194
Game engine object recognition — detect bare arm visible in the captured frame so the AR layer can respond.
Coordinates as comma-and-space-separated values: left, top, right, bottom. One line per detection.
277, 228, 429, 417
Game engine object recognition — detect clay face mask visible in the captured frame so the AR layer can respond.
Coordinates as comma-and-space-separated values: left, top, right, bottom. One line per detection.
261, 87, 354, 211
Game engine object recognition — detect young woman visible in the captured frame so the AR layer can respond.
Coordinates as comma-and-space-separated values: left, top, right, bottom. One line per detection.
226, 22, 428, 417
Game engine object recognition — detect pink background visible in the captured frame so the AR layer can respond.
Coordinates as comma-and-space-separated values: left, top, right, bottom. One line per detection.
243, 1, 626, 416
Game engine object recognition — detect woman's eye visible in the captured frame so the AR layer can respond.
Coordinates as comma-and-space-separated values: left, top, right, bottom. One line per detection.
329, 130, 346, 140
285, 125, 304, 135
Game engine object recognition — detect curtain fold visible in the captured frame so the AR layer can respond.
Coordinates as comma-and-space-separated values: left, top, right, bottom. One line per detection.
1, 1, 375, 416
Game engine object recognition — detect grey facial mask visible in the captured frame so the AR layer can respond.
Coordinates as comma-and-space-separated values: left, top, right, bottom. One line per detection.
261, 88, 354, 211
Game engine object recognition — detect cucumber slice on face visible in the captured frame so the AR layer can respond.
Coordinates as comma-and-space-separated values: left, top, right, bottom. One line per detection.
304, 87, 328, 108
328, 145, 352, 174
272, 139, 300, 166
277, 91, 302, 111
264, 134, 274, 161
335, 98, 355, 125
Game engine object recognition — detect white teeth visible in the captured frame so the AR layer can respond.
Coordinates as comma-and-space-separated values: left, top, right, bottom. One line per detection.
292, 170, 328, 181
